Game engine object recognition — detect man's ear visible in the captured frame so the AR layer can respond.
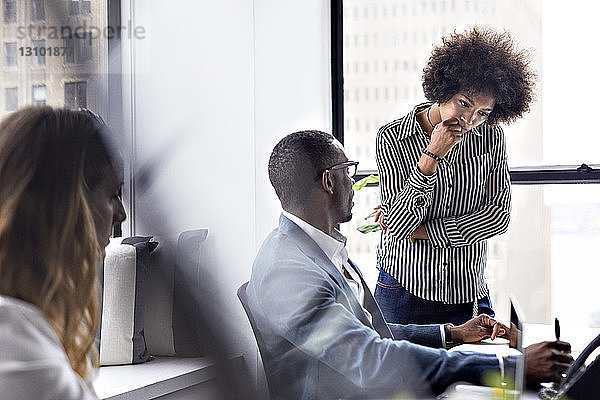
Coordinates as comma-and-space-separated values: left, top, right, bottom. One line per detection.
321, 171, 334, 195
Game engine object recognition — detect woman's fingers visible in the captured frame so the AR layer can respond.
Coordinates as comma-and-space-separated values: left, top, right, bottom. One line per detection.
374, 210, 381, 222
428, 117, 465, 158
491, 323, 500, 340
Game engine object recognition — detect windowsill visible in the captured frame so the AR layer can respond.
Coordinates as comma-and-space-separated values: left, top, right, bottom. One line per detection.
93, 356, 242, 400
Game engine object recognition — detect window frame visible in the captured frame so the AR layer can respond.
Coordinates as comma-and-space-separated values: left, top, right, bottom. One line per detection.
330, 1, 600, 185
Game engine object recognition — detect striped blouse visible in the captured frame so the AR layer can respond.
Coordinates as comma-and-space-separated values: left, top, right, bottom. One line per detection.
376, 102, 511, 304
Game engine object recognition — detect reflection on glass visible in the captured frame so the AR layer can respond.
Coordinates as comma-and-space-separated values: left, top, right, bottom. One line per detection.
0, 2, 107, 117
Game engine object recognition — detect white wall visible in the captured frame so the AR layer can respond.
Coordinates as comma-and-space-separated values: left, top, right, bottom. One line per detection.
121, 0, 331, 388
253, 0, 332, 246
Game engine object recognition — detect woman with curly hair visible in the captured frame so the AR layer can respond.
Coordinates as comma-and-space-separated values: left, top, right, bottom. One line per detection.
0, 107, 125, 399
374, 27, 536, 328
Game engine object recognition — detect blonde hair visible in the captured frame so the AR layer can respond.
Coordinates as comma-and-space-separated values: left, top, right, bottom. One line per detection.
0, 107, 113, 377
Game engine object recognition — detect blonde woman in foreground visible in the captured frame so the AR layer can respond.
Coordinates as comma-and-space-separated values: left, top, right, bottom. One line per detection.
0, 107, 125, 399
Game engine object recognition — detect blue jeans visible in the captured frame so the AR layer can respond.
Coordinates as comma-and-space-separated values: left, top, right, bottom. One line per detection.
374, 268, 494, 326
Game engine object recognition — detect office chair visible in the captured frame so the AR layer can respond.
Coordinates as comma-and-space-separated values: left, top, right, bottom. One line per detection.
237, 282, 276, 400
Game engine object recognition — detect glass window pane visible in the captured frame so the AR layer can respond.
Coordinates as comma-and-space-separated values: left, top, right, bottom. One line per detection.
4, 87, 18, 111
70, 0, 79, 15
65, 81, 87, 109
340, 185, 381, 292
1, 2, 107, 120
4, 42, 17, 67
343, 1, 600, 170
79, 32, 92, 62
77, 82, 87, 107
32, 0, 45, 21
64, 82, 75, 108
32, 85, 46, 106
63, 36, 75, 64
3, 0, 16, 23
487, 185, 600, 349
32, 39, 45, 66
82, 0, 91, 14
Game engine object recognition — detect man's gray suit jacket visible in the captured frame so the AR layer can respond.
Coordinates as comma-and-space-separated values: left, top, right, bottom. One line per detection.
246, 214, 502, 399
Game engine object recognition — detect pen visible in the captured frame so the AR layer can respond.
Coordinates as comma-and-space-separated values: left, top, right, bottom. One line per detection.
555, 317, 560, 341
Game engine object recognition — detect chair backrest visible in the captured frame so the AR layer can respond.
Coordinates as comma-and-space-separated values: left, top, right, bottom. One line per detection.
237, 282, 275, 399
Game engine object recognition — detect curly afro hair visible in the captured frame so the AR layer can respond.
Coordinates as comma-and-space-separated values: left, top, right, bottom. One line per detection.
422, 26, 536, 125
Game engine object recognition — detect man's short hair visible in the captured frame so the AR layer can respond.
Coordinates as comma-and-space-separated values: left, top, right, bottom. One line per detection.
268, 130, 339, 207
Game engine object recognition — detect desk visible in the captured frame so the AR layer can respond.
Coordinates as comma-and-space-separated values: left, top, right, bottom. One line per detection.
451, 323, 600, 355
443, 323, 600, 399
522, 323, 600, 358
93, 356, 244, 400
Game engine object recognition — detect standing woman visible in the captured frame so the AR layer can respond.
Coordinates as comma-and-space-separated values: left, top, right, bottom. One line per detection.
0, 107, 125, 399
374, 27, 535, 325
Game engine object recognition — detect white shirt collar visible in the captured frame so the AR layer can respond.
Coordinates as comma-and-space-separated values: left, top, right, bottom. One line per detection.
282, 211, 347, 266
282, 211, 369, 318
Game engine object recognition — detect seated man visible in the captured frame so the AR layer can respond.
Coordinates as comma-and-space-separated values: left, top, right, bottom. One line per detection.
246, 130, 573, 399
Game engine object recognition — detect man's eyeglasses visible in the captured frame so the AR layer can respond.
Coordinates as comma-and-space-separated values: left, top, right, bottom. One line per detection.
314, 161, 359, 181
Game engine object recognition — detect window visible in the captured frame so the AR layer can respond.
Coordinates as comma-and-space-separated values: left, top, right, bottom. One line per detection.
79, 33, 92, 62
487, 185, 600, 330
64, 81, 87, 109
3, 0, 16, 23
64, 32, 93, 64
4, 42, 17, 67
335, 0, 600, 328
0, 2, 109, 123
5, 87, 17, 111
32, 39, 45, 67
32, 85, 46, 106
32, 0, 45, 21
70, 0, 91, 15
64, 35, 75, 63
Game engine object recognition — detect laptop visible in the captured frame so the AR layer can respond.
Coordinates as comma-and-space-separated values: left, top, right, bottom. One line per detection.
509, 294, 526, 396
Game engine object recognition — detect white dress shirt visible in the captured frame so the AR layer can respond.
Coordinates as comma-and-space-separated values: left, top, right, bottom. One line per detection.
283, 212, 462, 348
283, 211, 372, 322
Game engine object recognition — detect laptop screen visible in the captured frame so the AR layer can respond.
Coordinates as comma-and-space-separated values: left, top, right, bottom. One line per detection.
509, 294, 526, 396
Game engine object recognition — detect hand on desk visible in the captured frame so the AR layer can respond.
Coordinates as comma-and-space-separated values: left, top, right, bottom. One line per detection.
525, 340, 573, 386
450, 314, 509, 343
